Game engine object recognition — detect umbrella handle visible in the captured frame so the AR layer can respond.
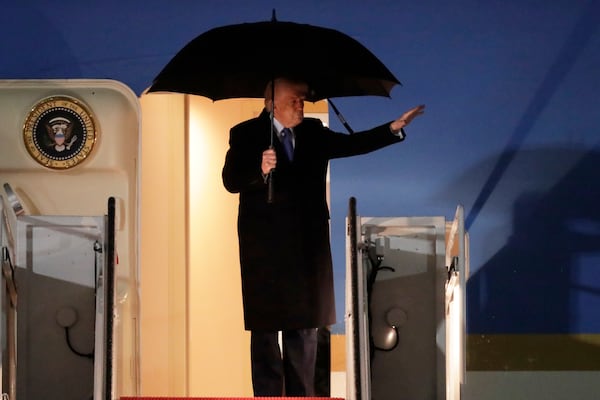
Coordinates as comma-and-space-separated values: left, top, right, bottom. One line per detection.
268, 107, 275, 204
267, 143, 275, 203
267, 170, 274, 203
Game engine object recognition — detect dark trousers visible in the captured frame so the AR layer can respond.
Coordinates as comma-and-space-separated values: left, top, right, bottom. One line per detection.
314, 326, 331, 397
250, 328, 318, 397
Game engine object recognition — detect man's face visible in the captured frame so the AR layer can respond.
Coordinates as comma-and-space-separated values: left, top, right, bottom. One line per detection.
273, 80, 307, 128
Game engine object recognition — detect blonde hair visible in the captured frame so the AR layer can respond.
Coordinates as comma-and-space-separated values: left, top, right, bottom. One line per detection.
264, 77, 308, 110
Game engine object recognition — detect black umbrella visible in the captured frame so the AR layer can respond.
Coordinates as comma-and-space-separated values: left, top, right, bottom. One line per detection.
148, 12, 401, 201
147, 13, 400, 102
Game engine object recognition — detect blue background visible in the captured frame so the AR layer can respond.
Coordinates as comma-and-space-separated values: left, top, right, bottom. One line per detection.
2, 0, 599, 334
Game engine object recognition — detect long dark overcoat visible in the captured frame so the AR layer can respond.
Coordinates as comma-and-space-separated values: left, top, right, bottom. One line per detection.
222, 109, 403, 331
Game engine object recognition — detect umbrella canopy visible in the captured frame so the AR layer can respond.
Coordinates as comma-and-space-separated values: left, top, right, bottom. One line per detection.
147, 16, 400, 101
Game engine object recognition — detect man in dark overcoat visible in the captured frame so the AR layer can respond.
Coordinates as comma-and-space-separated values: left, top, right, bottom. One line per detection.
222, 77, 424, 396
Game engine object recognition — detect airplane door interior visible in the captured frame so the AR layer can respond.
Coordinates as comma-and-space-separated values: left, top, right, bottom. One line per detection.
346, 197, 468, 400
0, 79, 140, 400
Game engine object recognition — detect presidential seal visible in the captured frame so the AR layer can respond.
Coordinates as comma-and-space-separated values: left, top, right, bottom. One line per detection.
23, 95, 97, 169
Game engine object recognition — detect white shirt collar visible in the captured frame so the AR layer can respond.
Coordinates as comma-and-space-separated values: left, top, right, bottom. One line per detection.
273, 118, 284, 134
272, 118, 293, 138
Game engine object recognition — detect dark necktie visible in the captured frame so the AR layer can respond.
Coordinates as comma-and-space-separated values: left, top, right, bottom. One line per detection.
280, 127, 294, 161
